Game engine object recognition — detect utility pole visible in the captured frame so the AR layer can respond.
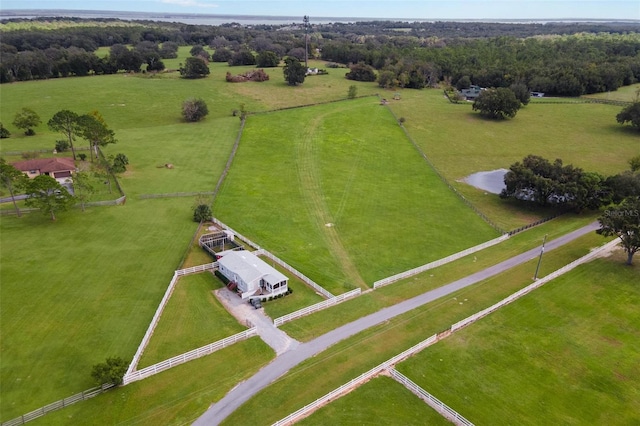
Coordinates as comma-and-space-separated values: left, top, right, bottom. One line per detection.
303, 15, 310, 69
533, 234, 547, 280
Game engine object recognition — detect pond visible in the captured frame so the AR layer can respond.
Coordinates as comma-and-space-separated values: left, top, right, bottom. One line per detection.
463, 169, 508, 194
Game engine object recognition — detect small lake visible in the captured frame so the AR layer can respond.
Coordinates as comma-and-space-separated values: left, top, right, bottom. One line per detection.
463, 169, 508, 194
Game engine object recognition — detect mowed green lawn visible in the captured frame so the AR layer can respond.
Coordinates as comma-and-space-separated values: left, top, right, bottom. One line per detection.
213, 97, 499, 293
137, 272, 247, 368
397, 254, 640, 425
297, 376, 451, 426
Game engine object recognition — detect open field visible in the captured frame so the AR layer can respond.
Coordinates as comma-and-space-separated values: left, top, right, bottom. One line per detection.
214, 97, 499, 293
280, 212, 599, 342
33, 337, 275, 426
397, 253, 640, 424
297, 376, 451, 426
582, 82, 640, 101
0, 198, 197, 419
2, 52, 638, 424
387, 89, 640, 229
220, 232, 612, 425
137, 272, 247, 368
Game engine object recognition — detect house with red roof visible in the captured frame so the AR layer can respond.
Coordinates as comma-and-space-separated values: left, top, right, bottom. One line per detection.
12, 157, 76, 184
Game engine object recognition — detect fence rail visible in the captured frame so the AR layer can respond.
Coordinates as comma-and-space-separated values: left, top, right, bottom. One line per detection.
126, 271, 179, 376
374, 234, 509, 288
451, 238, 619, 332
255, 249, 334, 299
139, 191, 215, 199
389, 369, 473, 426
1, 383, 115, 426
273, 288, 361, 327
123, 328, 257, 384
176, 262, 217, 276
211, 218, 262, 250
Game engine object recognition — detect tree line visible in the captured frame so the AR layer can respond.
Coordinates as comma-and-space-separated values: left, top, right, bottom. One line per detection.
1, 17, 639, 97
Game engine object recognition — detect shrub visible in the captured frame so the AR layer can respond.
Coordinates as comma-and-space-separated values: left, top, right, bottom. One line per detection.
215, 270, 230, 285
0, 123, 10, 138
78, 153, 87, 161
55, 139, 69, 152
90, 356, 128, 386
21, 151, 38, 159
182, 98, 209, 122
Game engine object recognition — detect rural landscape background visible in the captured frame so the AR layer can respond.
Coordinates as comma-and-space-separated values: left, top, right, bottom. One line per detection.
0, 8, 639, 426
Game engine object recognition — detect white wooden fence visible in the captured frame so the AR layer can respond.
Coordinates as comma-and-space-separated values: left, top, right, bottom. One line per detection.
451, 239, 619, 332
273, 288, 361, 327
211, 217, 263, 250
389, 369, 473, 426
125, 272, 180, 377
255, 249, 334, 299
123, 328, 257, 384
1, 383, 115, 426
211, 218, 335, 299
176, 262, 217, 276
373, 234, 510, 288
126, 263, 220, 377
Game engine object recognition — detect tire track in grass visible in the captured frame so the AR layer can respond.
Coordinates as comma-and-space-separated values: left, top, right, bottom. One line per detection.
296, 110, 368, 291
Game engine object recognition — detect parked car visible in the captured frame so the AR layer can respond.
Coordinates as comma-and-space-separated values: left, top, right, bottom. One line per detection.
250, 298, 262, 309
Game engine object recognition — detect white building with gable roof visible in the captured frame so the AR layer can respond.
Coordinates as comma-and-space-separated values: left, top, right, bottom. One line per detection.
217, 251, 288, 299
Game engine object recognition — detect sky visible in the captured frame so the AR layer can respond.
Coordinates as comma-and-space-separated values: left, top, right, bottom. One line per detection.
1, 0, 638, 21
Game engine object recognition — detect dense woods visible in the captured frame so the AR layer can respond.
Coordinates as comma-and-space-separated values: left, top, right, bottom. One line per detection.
1, 17, 639, 96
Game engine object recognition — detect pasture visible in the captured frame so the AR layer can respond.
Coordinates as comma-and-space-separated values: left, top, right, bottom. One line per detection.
297, 376, 451, 426
397, 253, 640, 424
213, 97, 499, 293
137, 272, 247, 368
387, 89, 640, 230
1, 50, 637, 424
221, 232, 611, 426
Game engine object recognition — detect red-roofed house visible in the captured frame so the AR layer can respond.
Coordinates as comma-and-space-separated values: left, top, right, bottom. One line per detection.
12, 157, 76, 184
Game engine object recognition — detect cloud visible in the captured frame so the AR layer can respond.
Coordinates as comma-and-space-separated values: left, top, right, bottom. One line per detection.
161, 0, 218, 8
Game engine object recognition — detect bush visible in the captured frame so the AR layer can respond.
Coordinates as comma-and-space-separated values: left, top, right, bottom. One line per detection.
193, 204, 212, 222
55, 139, 69, 152
215, 270, 230, 285
78, 153, 87, 161
90, 356, 128, 386
182, 98, 209, 122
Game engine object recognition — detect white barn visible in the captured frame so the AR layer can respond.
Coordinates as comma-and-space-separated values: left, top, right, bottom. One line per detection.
217, 251, 288, 299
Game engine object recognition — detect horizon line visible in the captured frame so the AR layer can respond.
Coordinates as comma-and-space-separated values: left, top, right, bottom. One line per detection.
1, 9, 638, 23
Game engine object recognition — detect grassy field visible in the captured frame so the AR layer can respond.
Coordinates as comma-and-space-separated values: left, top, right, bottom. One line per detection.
280, 212, 600, 342
1, 51, 637, 424
297, 376, 451, 426
0, 198, 197, 420
221, 232, 612, 425
396, 253, 640, 425
387, 89, 640, 229
582, 82, 640, 101
214, 97, 499, 293
33, 337, 275, 426
137, 272, 247, 368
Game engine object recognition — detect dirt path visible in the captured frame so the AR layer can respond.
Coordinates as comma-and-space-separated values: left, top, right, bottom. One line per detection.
296, 111, 368, 289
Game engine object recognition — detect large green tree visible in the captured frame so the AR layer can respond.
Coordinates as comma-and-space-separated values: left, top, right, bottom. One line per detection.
180, 57, 210, 79
616, 102, 640, 132
77, 112, 117, 162
13, 107, 41, 136
472, 87, 521, 119
48, 110, 80, 160
24, 174, 76, 221
597, 196, 640, 265
283, 57, 306, 86
0, 158, 28, 217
